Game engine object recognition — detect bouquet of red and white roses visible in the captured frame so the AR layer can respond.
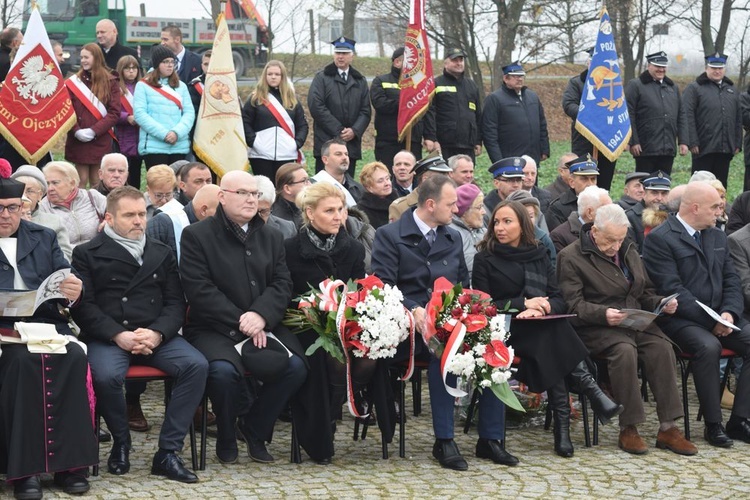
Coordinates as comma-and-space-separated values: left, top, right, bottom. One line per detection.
284, 275, 415, 416
424, 277, 524, 412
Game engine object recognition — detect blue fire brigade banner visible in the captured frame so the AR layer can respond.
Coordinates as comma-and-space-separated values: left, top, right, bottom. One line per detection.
575, 8, 631, 162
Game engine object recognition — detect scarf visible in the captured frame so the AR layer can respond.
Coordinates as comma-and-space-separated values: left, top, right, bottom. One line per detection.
490, 243, 549, 298
57, 187, 80, 210
217, 204, 250, 244
104, 223, 146, 264
304, 225, 336, 253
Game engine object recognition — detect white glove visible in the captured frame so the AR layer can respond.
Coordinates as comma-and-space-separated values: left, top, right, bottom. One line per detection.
74, 128, 96, 142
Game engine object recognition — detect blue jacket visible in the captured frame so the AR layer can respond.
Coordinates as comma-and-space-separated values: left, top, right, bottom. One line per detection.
134, 78, 195, 155
371, 207, 468, 310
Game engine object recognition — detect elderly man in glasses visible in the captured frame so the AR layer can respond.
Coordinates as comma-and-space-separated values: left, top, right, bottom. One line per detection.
179, 170, 307, 464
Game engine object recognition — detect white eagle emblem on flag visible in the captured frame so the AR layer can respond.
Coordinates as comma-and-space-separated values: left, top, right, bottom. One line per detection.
12, 55, 59, 104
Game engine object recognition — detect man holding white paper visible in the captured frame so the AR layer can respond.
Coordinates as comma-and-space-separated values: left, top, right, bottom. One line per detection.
644, 181, 750, 448
0, 174, 97, 499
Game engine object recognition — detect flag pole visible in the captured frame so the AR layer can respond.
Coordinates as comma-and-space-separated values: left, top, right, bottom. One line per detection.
405, 128, 412, 152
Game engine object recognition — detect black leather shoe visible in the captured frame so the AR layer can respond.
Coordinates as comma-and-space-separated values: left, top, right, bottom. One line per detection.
98, 428, 112, 442
312, 456, 332, 465
53, 470, 90, 495
705, 422, 734, 448
432, 439, 469, 471
237, 417, 275, 463
726, 417, 750, 444
151, 450, 199, 483
475, 438, 519, 466
107, 442, 131, 475
13, 476, 42, 500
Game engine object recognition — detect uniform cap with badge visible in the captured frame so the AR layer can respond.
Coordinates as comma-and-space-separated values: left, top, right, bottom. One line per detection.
332, 37, 356, 53
641, 170, 671, 191
411, 155, 452, 178
445, 47, 466, 60
705, 53, 728, 68
565, 154, 599, 176
488, 156, 526, 179
646, 51, 669, 67
502, 61, 525, 76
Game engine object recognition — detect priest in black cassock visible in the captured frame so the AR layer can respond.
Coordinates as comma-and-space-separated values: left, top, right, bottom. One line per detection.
0, 168, 97, 499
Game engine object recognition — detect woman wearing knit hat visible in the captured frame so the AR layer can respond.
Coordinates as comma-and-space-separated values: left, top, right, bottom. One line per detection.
133, 44, 195, 170
448, 183, 486, 283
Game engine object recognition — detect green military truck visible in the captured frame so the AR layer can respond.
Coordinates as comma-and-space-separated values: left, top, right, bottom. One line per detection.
23, 0, 268, 76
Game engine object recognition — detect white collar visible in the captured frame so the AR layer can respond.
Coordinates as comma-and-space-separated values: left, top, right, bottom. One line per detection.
412, 211, 434, 237
676, 213, 698, 236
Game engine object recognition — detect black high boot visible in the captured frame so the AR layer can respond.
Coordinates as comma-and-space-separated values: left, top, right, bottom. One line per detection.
547, 379, 573, 457
569, 360, 624, 425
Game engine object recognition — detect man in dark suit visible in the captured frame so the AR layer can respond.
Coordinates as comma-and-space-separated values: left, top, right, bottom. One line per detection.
372, 175, 517, 470
72, 186, 208, 482
643, 181, 750, 448
96, 19, 138, 70
161, 25, 202, 84
179, 171, 307, 465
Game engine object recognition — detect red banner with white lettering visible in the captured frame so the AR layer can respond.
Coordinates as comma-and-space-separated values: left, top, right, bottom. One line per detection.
397, 0, 435, 142
0, 7, 75, 164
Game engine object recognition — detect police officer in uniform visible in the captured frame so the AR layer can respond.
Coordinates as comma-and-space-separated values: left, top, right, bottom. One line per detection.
545, 155, 600, 231
308, 37, 371, 176
625, 51, 688, 174
682, 53, 742, 188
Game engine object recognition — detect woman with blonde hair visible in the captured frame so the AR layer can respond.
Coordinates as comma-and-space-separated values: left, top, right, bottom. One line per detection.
38, 161, 106, 248
285, 182, 388, 464
242, 60, 308, 183
355, 161, 397, 229
65, 42, 121, 188
115, 55, 143, 188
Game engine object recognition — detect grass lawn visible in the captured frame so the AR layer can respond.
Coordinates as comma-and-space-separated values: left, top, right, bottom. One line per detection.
304, 143, 747, 204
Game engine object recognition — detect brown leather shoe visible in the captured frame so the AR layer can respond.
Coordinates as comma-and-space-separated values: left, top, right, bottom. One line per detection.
127, 401, 150, 432
618, 425, 648, 455
193, 406, 217, 428
656, 426, 698, 456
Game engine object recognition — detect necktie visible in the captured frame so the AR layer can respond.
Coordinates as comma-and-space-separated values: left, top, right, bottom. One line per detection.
340, 71, 347, 81
176, 57, 181, 72
426, 229, 436, 247
693, 231, 702, 248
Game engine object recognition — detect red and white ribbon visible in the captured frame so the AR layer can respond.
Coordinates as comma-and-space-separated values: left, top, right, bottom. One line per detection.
439, 318, 468, 397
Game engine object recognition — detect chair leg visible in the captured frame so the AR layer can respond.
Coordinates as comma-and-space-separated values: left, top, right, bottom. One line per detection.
290, 405, 302, 464
679, 358, 691, 441
462, 388, 480, 434
412, 368, 422, 417
353, 418, 361, 441
581, 394, 591, 448
200, 394, 208, 471
399, 379, 406, 458
93, 413, 100, 477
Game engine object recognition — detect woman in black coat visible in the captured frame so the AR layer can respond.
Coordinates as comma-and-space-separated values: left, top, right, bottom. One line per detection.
285, 182, 394, 464
472, 200, 623, 458
355, 161, 398, 229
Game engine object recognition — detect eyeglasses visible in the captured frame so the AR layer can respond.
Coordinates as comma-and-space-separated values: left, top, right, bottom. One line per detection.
258, 208, 271, 217
0, 204, 21, 214
151, 191, 174, 201
123, 65, 139, 70
24, 188, 41, 196
466, 204, 485, 212
287, 177, 311, 186
499, 178, 523, 183
222, 189, 261, 199
160, 60, 176, 66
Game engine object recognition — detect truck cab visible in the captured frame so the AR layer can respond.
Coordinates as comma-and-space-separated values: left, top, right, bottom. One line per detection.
23, 0, 265, 77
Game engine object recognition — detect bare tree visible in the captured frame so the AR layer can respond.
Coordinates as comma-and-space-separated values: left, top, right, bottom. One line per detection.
1, 0, 22, 27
